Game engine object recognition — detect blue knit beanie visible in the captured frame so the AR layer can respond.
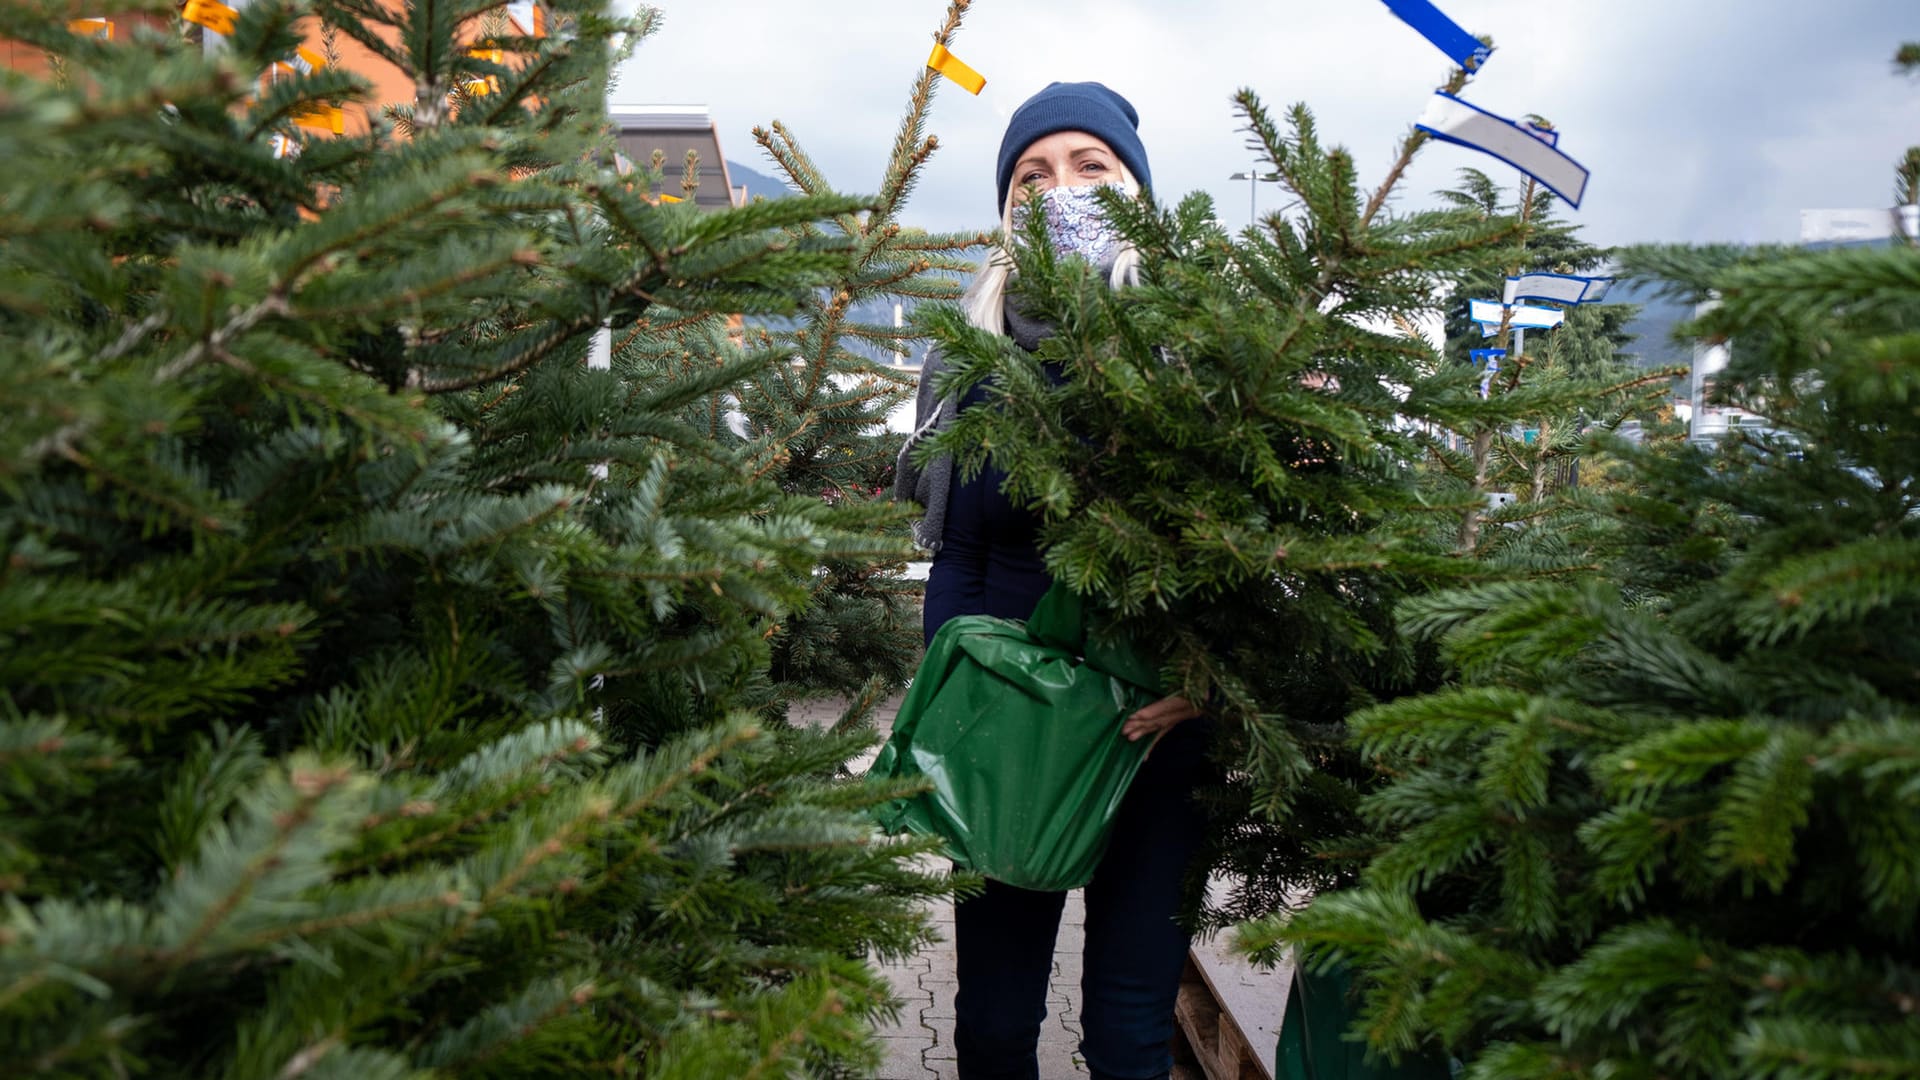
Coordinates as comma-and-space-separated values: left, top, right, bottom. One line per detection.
995, 81, 1151, 214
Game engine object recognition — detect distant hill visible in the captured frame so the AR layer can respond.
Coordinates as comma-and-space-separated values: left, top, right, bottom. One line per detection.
1606, 279, 1693, 375
726, 159, 795, 203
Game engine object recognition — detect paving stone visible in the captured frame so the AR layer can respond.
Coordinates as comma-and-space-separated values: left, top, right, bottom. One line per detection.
877, 958, 933, 982
871, 1010, 927, 1045
870, 950, 935, 1045
886, 988, 935, 1016
872, 1036, 936, 1080
1039, 1030, 1088, 1075
875, 972, 933, 1021
921, 1014, 956, 1054
882, 951, 936, 972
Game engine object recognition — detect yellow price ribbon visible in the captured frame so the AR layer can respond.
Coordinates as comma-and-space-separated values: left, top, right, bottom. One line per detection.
292, 104, 344, 134
68, 17, 112, 39
181, 0, 237, 36
274, 46, 327, 81
460, 46, 505, 96
927, 42, 985, 95
288, 46, 326, 75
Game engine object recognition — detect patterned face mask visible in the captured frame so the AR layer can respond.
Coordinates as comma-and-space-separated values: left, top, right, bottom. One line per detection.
1011, 182, 1124, 266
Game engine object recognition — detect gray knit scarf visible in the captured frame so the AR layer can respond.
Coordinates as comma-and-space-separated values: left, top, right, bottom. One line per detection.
893, 295, 1056, 554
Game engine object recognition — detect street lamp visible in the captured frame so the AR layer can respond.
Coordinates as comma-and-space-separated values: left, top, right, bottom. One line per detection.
1228, 169, 1281, 226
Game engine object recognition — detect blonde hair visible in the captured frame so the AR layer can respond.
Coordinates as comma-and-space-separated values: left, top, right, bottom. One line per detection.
963, 164, 1143, 333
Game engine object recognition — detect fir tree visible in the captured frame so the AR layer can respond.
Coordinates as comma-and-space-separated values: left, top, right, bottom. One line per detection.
1255, 214, 1920, 1078
914, 79, 1525, 925
904, 48, 1678, 962
1434, 169, 1635, 376
1423, 168, 1667, 558
735, 0, 993, 722
0, 3, 948, 1076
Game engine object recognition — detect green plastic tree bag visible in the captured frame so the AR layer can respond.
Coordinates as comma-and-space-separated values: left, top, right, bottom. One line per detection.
871, 584, 1164, 891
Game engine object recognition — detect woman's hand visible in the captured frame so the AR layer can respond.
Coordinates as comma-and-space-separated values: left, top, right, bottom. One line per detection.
1123, 694, 1201, 742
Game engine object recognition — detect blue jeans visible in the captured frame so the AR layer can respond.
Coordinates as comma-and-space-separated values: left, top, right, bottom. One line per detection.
925, 467, 1208, 1080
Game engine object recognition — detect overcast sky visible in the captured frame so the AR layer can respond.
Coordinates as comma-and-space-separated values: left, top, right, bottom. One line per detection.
611, 1, 1919, 248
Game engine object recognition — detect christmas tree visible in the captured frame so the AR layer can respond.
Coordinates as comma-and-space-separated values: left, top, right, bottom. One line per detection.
1434, 168, 1635, 376
913, 81, 1527, 925
1422, 168, 1669, 559
1258, 198, 1920, 1076
736, 0, 993, 722
0, 2, 949, 1075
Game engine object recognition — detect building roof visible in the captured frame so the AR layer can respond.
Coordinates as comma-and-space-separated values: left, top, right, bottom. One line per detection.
610, 105, 742, 211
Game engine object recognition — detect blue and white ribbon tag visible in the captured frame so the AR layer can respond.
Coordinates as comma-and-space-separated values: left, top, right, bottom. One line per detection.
1381, 0, 1491, 71
1417, 93, 1590, 208
1504, 272, 1613, 306
1470, 298, 1566, 330
1520, 120, 1558, 147
1472, 349, 1502, 398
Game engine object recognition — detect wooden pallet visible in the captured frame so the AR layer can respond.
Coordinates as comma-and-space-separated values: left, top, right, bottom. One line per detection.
1172, 950, 1272, 1080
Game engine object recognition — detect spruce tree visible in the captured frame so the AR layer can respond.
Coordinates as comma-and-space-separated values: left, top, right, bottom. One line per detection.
1256, 219, 1920, 1077
0, 3, 948, 1076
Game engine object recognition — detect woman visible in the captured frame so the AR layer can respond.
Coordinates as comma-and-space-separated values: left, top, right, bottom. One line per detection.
894, 81, 1210, 1080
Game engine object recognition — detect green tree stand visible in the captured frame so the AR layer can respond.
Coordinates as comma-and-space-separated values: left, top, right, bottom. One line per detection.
1278, 962, 1455, 1080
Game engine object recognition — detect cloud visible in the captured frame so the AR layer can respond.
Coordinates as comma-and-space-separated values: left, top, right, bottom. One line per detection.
613, 0, 1920, 247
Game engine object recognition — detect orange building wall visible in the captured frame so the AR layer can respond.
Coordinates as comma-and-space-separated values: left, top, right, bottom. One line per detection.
264, 9, 543, 138
4, 14, 171, 78
5, 6, 538, 139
